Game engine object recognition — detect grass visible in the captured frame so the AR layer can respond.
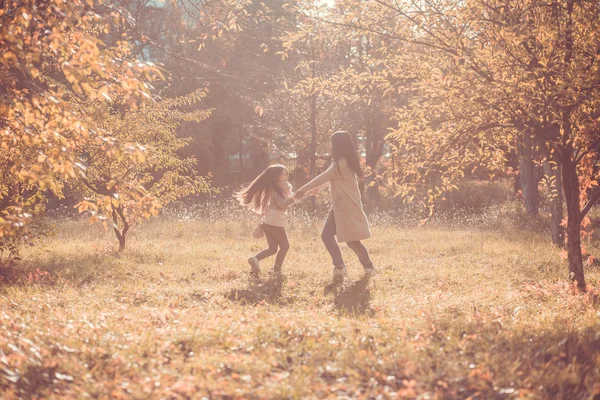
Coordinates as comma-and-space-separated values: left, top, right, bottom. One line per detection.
1, 212, 600, 399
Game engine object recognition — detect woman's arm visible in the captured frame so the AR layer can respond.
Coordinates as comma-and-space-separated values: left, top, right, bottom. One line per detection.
307, 183, 329, 196
294, 183, 329, 202
295, 163, 339, 198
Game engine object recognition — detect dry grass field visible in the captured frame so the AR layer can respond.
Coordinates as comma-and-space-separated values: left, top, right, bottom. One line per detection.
1, 209, 599, 399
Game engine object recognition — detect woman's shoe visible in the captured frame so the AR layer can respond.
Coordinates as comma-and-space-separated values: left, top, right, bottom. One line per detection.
363, 265, 376, 276
333, 265, 348, 278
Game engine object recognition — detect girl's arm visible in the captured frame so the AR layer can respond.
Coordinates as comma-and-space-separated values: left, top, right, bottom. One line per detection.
272, 192, 296, 209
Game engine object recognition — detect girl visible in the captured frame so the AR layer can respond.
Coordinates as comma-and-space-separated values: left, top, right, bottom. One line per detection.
236, 164, 297, 276
294, 131, 375, 278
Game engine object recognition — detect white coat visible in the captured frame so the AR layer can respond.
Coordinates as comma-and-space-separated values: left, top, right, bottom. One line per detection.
301, 159, 372, 242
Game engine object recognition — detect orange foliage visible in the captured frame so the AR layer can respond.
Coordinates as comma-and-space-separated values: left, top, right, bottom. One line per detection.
0, 0, 161, 237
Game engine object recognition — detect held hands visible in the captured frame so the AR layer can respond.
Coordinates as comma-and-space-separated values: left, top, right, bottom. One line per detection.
293, 184, 324, 202
293, 187, 307, 201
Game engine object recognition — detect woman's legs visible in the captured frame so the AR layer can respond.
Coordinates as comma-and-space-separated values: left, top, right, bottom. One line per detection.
256, 224, 289, 270
322, 208, 374, 271
321, 208, 345, 268
347, 240, 374, 269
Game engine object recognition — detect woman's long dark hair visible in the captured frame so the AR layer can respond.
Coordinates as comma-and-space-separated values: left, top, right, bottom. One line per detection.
235, 164, 288, 214
331, 131, 362, 177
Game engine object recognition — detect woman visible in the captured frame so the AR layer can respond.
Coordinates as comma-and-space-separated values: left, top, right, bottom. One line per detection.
294, 131, 375, 278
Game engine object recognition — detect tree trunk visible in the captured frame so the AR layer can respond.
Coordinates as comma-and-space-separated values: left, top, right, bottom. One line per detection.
519, 130, 539, 215
238, 127, 244, 182
505, 149, 521, 195
562, 159, 586, 289
112, 207, 130, 252
309, 95, 317, 179
309, 93, 318, 210
559, 0, 583, 289
364, 110, 382, 205
118, 234, 126, 252
543, 156, 564, 246
211, 115, 229, 186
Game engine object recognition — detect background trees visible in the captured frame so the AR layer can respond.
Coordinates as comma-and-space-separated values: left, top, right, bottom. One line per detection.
0, 0, 161, 238
74, 91, 213, 251
350, 0, 600, 289
5, 0, 600, 289
0, 0, 216, 257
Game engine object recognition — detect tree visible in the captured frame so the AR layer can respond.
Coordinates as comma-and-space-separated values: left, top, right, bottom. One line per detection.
273, 0, 357, 184
363, 0, 600, 289
75, 91, 213, 251
0, 0, 160, 239
122, 0, 298, 185
269, 0, 404, 205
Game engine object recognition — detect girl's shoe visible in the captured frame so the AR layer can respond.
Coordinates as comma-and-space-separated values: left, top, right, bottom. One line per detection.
248, 257, 260, 275
333, 265, 348, 278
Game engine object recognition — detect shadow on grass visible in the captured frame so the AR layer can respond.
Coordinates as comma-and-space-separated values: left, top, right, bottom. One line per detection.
325, 275, 373, 315
225, 274, 291, 305
0, 252, 123, 287
422, 323, 600, 399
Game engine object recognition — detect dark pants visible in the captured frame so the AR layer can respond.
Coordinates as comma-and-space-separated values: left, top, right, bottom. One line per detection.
321, 208, 373, 269
255, 224, 289, 270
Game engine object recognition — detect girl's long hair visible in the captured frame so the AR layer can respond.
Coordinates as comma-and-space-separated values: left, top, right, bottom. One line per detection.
235, 164, 288, 214
331, 131, 362, 177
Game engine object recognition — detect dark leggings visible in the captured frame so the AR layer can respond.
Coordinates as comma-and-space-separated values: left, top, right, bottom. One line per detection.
254, 224, 289, 270
321, 208, 373, 269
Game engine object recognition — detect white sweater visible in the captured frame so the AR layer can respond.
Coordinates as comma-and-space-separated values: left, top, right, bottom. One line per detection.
262, 183, 294, 227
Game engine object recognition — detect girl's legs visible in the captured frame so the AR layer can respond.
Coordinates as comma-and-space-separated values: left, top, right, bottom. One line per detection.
255, 226, 279, 261
321, 208, 345, 268
257, 224, 289, 271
